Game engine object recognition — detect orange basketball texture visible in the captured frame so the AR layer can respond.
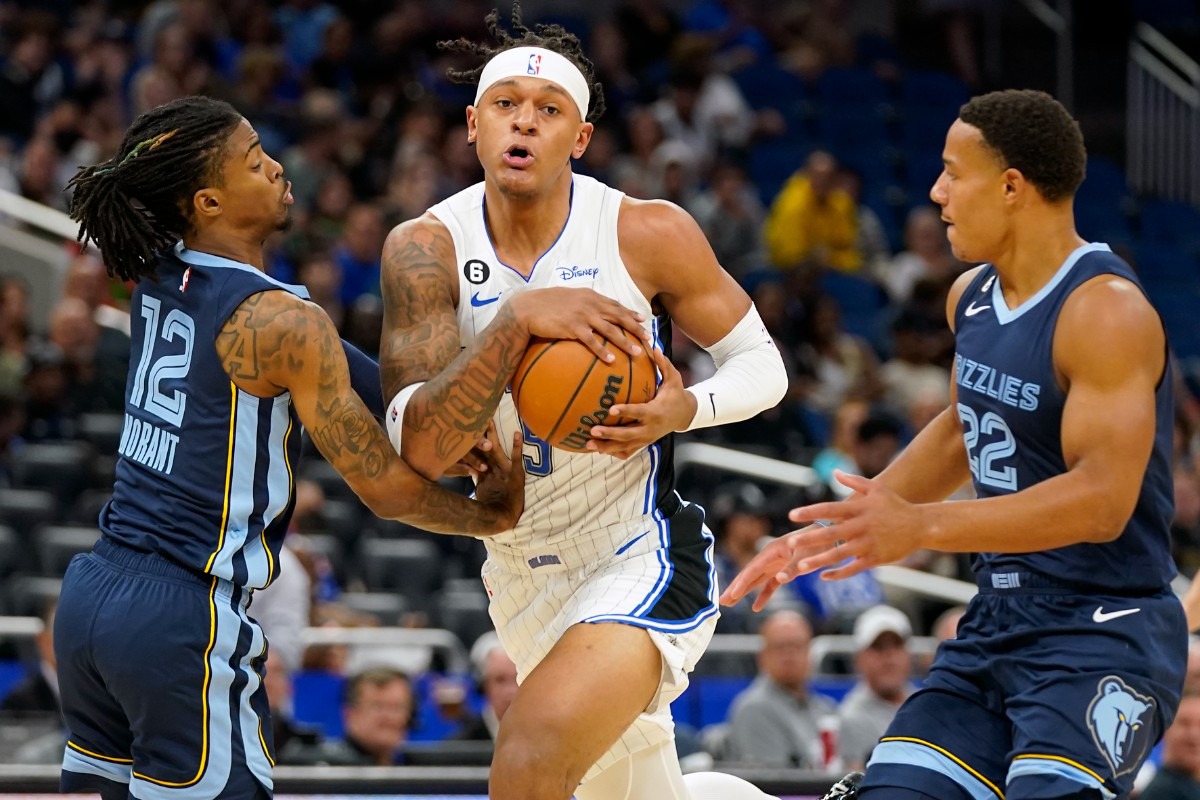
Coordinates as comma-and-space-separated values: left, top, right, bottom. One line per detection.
512, 334, 657, 453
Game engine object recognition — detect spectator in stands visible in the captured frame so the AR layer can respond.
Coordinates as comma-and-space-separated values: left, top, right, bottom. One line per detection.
0, 11, 64, 144
764, 150, 862, 273
878, 206, 961, 304
455, 632, 519, 743
813, 399, 869, 483
280, 91, 346, 213
21, 341, 72, 441
838, 167, 892, 278
880, 307, 951, 418
253, 544, 313, 682
293, 666, 415, 766
333, 204, 386, 306
13, 136, 68, 212
688, 163, 766, 281
932, 604, 967, 642
725, 609, 838, 767
838, 604, 915, 771
1174, 468, 1200, 577
795, 294, 883, 415
263, 650, 323, 763
47, 295, 126, 414
0, 598, 59, 718
129, 23, 213, 116
712, 481, 776, 634
1140, 689, 1200, 800
62, 252, 131, 336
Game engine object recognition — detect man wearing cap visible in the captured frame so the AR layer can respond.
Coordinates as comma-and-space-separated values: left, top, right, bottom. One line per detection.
839, 605, 915, 771
376, 5, 787, 800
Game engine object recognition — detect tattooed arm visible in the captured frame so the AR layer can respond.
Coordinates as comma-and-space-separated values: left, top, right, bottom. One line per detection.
217, 289, 523, 535
380, 215, 651, 480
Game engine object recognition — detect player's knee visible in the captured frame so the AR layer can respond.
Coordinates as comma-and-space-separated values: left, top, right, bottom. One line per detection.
490, 732, 581, 800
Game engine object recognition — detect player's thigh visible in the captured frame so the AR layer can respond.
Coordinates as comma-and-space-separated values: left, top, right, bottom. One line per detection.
90, 567, 271, 798
496, 621, 663, 776
862, 684, 1009, 800
56, 554, 135, 792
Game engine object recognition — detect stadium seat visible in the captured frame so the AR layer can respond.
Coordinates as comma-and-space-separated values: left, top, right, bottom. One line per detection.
4, 575, 62, 617
747, 138, 809, 206
1133, 241, 1197, 283
34, 525, 100, 577
76, 412, 125, 456
817, 107, 891, 156
11, 441, 94, 505
436, 589, 494, 649
70, 488, 112, 525
816, 67, 889, 109
337, 591, 411, 626
0, 488, 58, 533
1140, 199, 1200, 250
358, 537, 442, 598
732, 62, 809, 113
900, 70, 970, 115
0, 524, 25, 578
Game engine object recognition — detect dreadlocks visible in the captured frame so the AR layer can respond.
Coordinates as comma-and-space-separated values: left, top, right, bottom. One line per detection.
438, 2, 606, 123
67, 96, 243, 282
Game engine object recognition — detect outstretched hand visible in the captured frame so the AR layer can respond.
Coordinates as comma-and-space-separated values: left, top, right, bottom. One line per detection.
586, 347, 693, 460
720, 470, 927, 611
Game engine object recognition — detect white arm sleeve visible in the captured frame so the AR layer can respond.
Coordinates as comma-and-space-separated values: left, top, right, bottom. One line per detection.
682, 304, 787, 431
384, 381, 426, 455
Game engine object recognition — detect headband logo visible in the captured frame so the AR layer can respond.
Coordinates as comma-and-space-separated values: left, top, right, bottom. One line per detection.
527, 53, 541, 75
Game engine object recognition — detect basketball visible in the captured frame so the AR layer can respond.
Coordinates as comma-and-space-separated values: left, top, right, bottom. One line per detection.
511, 332, 657, 452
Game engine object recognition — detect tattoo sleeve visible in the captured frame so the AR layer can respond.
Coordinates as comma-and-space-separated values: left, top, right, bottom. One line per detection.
218, 290, 510, 536
380, 221, 530, 471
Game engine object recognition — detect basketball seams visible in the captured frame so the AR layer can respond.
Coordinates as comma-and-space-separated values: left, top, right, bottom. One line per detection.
511, 337, 557, 401
546, 354, 601, 445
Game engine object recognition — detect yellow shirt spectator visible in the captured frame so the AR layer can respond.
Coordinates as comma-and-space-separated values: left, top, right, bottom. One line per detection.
763, 151, 863, 273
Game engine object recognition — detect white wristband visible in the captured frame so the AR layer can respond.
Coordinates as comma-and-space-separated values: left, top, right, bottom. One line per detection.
384, 382, 426, 455
683, 304, 787, 431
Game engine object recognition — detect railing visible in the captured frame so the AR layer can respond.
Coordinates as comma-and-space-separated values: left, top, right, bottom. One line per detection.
1128, 22, 1200, 206
1016, 0, 1074, 110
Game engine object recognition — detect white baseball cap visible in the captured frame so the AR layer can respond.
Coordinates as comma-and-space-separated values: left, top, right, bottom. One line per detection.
853, 605, 912, 651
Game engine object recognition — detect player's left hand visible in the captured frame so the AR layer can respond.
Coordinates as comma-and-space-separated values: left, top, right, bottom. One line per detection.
585, 347, 692, 459
779, 470, 927, 582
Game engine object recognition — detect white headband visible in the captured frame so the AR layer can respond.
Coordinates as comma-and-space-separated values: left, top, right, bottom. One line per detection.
474, 46, 590, 120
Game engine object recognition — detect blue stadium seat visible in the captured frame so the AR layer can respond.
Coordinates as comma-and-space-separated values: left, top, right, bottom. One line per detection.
732, 62, 810, 113
901, 70, 971, 114
1133, 241, 1197, 283
816, 67, 889, 109
34, 524, 100, 577
1140, 199, 1200, 250
817, 106, 891, 154
748, 139, 808, 205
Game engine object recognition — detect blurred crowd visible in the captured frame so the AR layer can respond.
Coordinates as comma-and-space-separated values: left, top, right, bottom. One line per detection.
2, 0, 1200, 779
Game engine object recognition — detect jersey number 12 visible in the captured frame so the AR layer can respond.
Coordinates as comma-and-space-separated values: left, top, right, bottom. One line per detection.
130, 295, 195, 427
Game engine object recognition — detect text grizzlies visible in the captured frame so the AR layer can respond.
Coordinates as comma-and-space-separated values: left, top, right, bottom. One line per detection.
955, 355, 1041, 411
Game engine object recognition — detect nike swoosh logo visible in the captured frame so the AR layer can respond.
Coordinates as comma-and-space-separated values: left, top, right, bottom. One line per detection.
471, 291, 502, 307
615, 531, 651, 555
965, 302, 991, 317
1093, 606, 1141, 623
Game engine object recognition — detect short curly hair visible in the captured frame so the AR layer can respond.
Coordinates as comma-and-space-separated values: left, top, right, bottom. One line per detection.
438, 2, 606, 123
959, 89, 1086, 203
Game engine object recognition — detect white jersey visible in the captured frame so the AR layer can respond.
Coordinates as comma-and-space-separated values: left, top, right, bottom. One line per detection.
429, 174, 673, 557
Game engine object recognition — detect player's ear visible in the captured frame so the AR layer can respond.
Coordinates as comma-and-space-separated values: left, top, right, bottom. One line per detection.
571, 122, 593, 160
1001, 168, 1024, 203
192, 187, 223, 220
466, 106, 479, 145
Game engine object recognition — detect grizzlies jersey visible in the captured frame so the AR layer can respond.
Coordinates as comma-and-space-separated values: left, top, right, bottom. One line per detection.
953, 242, 1175, 593
100, 243, 307, 590
428, 174, 678, 554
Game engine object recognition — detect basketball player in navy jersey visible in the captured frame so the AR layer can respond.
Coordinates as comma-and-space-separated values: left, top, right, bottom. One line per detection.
378, 6, 788, 800
54, 96, 527, 800
726, 89, 1186, 800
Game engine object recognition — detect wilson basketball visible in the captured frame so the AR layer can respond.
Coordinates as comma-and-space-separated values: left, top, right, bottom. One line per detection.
512, 333, 657, 453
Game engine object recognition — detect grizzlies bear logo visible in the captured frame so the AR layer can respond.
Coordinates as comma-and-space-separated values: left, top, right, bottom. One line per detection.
1087, 676, 1155, 776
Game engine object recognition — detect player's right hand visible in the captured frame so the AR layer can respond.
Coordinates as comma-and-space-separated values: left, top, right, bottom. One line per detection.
719, 525, 830, 612
473, 428, 525, 532
511, 288, 649, 363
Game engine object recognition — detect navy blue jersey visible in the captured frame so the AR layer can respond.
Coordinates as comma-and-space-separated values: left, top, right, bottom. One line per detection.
953, 242, 1175, 593
100, 243, 309, 590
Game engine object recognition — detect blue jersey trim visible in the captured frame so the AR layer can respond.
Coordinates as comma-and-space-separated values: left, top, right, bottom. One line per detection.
173, 242, 311, 300
868, 739, 1003, 800
992, 242, 1111, 325
1007, 757, 1114, 799
480, 178, 576, 283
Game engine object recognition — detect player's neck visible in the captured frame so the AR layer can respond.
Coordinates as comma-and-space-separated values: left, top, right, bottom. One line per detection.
183, 229, 266, 270
482, 172, 573, 275
991, 207, 1085, 307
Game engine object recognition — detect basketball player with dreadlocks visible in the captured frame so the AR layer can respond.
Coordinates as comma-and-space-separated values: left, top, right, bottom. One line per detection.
54, 96, 527, 800
378, 5, 788, 800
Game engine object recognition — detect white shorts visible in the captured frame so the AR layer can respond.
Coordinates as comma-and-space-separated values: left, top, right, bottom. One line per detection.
481, 500, 719, 779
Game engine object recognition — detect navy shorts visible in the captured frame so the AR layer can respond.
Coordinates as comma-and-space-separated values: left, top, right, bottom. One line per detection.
862, 571, 1187, 800
55, 538, 274, 799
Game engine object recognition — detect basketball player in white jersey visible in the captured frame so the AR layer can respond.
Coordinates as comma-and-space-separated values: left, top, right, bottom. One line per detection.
378, 7, 788, 800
